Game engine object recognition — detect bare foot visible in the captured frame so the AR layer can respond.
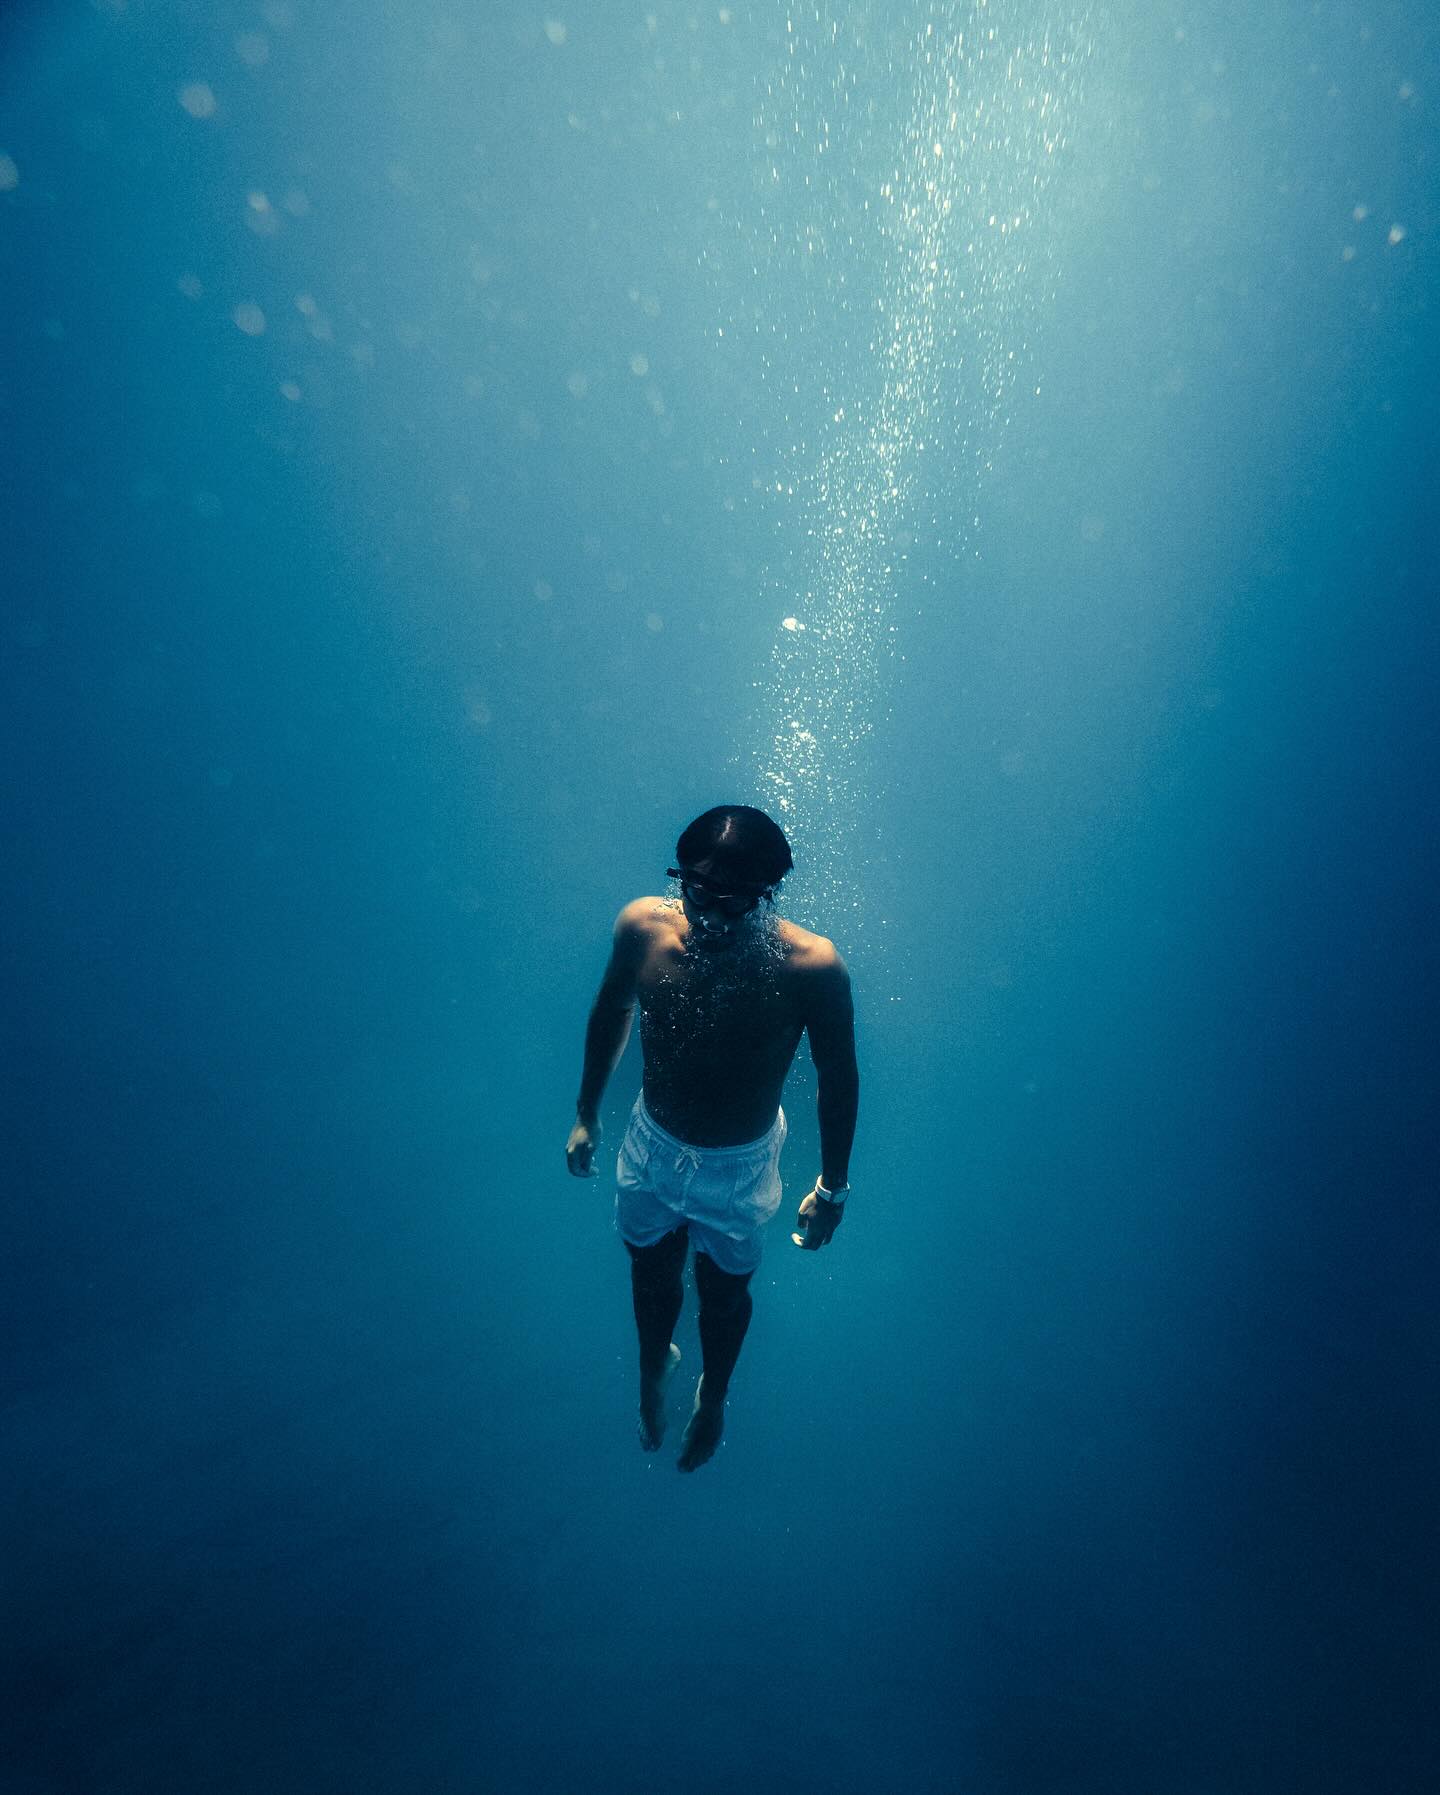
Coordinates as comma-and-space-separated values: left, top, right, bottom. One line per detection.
677, 1376, 725, 1472
638, 1343, 681, 1451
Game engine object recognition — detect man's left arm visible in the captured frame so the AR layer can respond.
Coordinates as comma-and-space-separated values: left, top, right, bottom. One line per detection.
794, 948, 858, 1251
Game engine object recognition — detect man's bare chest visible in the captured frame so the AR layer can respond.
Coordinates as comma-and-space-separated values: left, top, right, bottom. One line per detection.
636, 955, 800, 1058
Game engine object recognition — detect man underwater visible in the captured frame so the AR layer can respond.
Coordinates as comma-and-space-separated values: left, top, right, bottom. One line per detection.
566, 805, 859, 1471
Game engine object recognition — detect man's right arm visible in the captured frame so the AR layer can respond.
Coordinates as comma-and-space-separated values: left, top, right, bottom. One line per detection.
567, 903, 646, 1177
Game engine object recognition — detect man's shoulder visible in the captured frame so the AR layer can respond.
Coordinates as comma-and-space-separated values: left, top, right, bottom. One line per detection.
616, 895, 682, 939
776, 917, 846, 976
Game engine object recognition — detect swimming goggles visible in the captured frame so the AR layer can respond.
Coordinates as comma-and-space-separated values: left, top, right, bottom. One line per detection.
667, 868, 769, 917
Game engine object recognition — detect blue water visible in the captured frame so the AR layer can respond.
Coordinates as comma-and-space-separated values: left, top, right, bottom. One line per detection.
3, 3, 1437, 1791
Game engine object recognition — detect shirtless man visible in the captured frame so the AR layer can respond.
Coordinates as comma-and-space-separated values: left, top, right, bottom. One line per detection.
566, 805, 859, 1472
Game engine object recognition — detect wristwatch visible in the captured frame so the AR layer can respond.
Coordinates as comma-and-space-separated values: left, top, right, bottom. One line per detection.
816, 1178, 850, 1205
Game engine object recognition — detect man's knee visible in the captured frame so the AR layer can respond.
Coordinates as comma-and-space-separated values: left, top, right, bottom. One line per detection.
694, 1252, 753, 1311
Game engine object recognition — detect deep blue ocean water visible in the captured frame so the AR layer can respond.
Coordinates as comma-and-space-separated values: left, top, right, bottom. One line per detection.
3, 3, 1438, 1791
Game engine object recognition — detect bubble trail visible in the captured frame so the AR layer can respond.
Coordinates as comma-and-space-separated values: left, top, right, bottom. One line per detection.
725, 2, 1096, 925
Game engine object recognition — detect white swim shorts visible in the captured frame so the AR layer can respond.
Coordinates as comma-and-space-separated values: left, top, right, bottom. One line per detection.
614, 1095, 787, 1277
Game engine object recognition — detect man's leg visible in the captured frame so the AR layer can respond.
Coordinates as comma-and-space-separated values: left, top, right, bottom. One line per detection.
678, 1252, 754, 1472
626, 1228, 687, 1450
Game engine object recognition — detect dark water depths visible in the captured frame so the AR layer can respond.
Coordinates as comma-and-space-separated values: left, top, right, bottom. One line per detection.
3, 3, 1438, 1790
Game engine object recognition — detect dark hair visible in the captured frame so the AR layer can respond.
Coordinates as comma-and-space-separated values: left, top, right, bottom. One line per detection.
676, 805, 793, 893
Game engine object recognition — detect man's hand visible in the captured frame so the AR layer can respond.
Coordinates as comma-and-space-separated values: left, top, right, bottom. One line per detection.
791, 1184, 844, 1251
566, 1118, 600, 1178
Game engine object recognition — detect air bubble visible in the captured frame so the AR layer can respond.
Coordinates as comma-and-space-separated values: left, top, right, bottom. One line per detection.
178, 82, 217, 119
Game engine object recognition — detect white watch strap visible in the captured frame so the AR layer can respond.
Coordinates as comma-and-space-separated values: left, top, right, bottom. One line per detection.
817, 1179, 849, 1204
